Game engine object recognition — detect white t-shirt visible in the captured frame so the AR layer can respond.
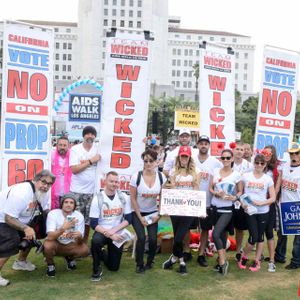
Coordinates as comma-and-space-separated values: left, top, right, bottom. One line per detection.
46, 209, 85, 245
89, 191, 131, 229
211, 168, 241, 208
194, 155, 223, 207
233, 159, 253, 175
0, 182, 49, 224
170, 167, 200, 190
242, 172, 274, 214
69, 143, 99, 194
163, 146, 198, 173
280, 163, 300, 203
130, 171, 167, 213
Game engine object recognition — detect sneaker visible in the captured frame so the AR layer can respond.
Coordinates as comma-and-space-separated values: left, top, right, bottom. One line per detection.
46, 264, 56, 277
65, 257, 77, 271
249, 260, 261, 272
238, 256, 248, 270
162, 255, 176, 270
285, 263, 300, 270
268, 261, 276, 272
219, 261, 229, 276
177, 264, 187, 275
145, 261, 154, 270
91, 269, 103, 282
136, 265, 145, 274
12, 260, 36, 271
0, 274, 10, 286
213, 264, 221, 272
197, 255, 208, 267
183, 252, 192, 262
235, 252, 242, 262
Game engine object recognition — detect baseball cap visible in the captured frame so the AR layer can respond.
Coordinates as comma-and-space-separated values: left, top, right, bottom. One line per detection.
288, 142, 300, 153
179, 128, 191, 136
178, 146, 192, 157
197, 135, 210, 143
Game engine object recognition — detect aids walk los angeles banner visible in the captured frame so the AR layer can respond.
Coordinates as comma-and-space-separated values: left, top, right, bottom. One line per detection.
199, 43, 235, 156
97, 30, 152, 191
0, 21, 53, 189
254, 46, 300, 160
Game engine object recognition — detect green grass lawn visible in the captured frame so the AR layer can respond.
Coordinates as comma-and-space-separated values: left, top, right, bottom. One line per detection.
1, 232, 299, 300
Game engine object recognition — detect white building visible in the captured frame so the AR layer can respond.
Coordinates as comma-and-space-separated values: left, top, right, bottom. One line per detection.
0, 0, 255, 101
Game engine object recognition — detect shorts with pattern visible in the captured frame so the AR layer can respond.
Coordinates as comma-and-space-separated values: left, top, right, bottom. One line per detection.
72, 192, 93, 225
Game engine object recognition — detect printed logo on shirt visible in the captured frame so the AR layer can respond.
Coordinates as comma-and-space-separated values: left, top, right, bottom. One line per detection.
199, 171, 209, 181
175, 182, 193, 188
247, 182, 264, 190
141, 193, 160, 199
282, 179, 298, 192
103, 208, 123, 218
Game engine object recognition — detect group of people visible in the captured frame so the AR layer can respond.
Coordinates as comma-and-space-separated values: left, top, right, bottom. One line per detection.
0, 125, 299, 287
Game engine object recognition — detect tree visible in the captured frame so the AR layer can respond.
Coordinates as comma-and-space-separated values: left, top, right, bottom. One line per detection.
192, 63, 199, 102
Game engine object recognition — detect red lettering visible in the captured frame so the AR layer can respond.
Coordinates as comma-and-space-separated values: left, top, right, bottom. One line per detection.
278, 91, 292, 116
30, 73, 47, 101
208, 75, 227, 91
116, 100, 135, 115
8, 159, 26, 186
116, 64, 140, 81
119, 180, 130, 191
210, 125, 225, 139
27, 159, 43, 180
114, 118, 133, 134
7, 70, 28, 99
120, 82, 132, 98
112, 136, 132, 152
210, 107, 225, 122
261, 89, 277, 114
213, 92, 221, 106
210, 142, 225, 156
110, 153, 131, 168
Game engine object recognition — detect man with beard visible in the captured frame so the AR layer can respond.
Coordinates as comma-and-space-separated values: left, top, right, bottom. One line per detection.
275, 143, 300, 269
51, 136, 72, 210
243, 143, 253, 163
44, 193, 89, 277
0, 170, 55, 286
69, 126, 101, 243
193, 136, 222, 267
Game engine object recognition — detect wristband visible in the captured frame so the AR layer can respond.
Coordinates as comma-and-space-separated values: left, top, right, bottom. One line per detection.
89, 159, 93, 165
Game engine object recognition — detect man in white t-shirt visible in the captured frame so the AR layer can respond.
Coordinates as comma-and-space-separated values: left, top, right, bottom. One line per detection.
232, 141, 253, 261
51, 136, 72, 210
89, 171, 132, 281
44, 193, 89, 277
0, 170, 55, 287
275, 143, 300, 269
163, 128, 197, 177
69, 126, 101, 243
193, 135, 222, 267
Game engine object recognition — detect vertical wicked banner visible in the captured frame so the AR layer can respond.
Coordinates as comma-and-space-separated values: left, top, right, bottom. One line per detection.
97, 31, 152, 191
0, 21, 53, 189
254, 46, 299, 160
199, 43, 235, 156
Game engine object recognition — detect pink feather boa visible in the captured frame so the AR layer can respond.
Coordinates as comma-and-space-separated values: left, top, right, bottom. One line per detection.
51, 149, 72, 209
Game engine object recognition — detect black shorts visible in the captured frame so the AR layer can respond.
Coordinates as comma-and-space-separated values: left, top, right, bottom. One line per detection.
200, 207, 214, 231
0, 223, 21, 258
233, 207, 248, 231
189, 217, 200, 230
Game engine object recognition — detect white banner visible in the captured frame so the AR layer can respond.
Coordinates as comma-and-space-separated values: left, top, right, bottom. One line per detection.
254, 46, 299, 160
160, 189, 206, 217
199, 44, 235, 156
97, 31, 152, 190
0, 21, 53, 189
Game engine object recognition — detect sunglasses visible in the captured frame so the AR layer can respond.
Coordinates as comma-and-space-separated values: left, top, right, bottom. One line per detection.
290, 151, 300, 155
40, 179, 53, 186
144, 159, 154, 164
254, 161, 265, 166
220, 156, 232, 161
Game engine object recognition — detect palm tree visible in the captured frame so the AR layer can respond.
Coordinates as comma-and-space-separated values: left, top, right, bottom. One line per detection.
192, 63, 199, 102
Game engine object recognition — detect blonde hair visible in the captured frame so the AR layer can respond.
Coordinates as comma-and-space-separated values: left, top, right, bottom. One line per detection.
173, 156, 198, 186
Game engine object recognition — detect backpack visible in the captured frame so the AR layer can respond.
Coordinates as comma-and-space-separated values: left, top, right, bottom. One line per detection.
136, 170, 163, 187
96, 190, 127, 213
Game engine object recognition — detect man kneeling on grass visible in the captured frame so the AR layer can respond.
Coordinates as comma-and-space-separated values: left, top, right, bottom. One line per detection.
44, 193, 89, 277
89, 171, 132, 281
